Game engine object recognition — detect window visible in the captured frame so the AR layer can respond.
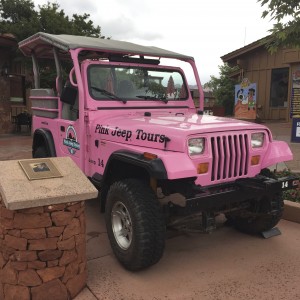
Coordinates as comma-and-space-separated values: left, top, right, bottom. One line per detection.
10, 75, 26, 104
88, 65, 188, 101
270, 68, 289, 108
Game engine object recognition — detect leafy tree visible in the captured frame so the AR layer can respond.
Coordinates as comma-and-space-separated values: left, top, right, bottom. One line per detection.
0, 0, 101, 40
0, 0, 40, 40
38, 2, 100, 37
204, 63, 239, 115
259, 0, 300, 53
147, 81, 166, 99
38, 2, 72, 35
72, 13, 100, 37
0, 0, 102, 87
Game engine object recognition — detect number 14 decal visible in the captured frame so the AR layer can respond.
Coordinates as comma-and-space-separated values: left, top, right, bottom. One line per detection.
281, 181, 288, 189
98, 159, 104, 167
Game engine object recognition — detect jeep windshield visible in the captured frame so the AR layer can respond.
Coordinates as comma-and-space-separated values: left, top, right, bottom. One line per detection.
87, 65, 188, 102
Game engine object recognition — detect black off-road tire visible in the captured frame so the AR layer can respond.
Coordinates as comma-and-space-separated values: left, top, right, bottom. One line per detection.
228, 193, 284, 234
99, 183, 110, 213
33, 146, 48, 158
105, 178, 165, 271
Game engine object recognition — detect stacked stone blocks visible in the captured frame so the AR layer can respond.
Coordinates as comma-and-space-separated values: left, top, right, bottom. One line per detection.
0, 195, 87, 300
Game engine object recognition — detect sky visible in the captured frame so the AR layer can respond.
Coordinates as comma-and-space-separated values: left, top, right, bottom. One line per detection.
33, 0, 274, 85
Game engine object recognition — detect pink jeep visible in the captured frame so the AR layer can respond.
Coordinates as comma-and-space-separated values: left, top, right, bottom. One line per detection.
19, 33, 299, 271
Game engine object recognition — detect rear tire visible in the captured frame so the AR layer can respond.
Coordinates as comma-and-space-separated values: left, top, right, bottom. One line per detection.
105, 178, 165, 271
228, 193, 284, 234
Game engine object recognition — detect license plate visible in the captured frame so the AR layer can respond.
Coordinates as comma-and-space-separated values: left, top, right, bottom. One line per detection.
281, 179, 299, 189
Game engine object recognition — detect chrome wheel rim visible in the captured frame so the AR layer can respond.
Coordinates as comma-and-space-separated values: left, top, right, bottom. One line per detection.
111, 201, 132, 250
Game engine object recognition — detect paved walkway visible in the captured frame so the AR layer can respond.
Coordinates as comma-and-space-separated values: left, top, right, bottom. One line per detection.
80, 198, 300, 300
0, 134, 32, 161
1, 123, 300, 299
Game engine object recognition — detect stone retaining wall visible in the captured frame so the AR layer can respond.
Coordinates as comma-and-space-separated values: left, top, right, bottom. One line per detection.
0, 195, 87, 300
283, 200, 300, 224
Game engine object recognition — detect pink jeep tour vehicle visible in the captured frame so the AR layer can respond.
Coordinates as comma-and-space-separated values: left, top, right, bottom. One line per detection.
19, 33, 299, 271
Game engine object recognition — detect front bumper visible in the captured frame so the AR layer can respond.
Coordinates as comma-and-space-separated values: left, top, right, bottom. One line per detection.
181, 175, 299, 214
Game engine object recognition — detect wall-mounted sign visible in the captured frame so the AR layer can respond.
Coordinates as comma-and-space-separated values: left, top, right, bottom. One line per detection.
291, 117, 300, 143
19, 158, 62, 180
234, 79, 257, 119
291, 68, 300, 118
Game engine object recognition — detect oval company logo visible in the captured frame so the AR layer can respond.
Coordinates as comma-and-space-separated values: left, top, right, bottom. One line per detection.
63, 125, 80, 155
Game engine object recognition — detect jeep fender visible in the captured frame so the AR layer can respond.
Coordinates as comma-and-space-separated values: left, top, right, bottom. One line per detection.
91, 150, 167, 212
261, 140, 293, 169
106, 150, 167, 179
32, 128, 57, 157
92, 150, 167, 186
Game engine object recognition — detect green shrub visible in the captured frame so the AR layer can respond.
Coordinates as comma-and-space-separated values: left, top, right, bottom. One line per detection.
283, 189, 300, 203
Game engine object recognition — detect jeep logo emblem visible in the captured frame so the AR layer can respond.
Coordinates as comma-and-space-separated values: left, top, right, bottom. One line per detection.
63, 125, 80, 155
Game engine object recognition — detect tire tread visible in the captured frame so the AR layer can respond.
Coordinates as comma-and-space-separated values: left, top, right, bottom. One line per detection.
105, 178, 165, 271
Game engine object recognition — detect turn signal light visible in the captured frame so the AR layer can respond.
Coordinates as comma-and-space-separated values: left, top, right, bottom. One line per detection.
197, 163, 209, 174
251, 155, 260, 166
143, 152, 157, 160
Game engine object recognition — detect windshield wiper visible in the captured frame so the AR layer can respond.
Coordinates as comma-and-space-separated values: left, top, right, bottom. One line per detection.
91, 86, 127, 104
136, 95, 168, 104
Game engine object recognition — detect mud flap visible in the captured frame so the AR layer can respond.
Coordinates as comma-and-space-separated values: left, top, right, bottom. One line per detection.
261, 227, 281, 239
202, 212, 216, 233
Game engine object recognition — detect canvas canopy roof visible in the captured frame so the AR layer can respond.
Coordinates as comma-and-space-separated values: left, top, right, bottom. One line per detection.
19, 32, 194, 61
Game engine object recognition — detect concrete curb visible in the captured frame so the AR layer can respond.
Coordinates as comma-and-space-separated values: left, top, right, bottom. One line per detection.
283, 200, 300, 224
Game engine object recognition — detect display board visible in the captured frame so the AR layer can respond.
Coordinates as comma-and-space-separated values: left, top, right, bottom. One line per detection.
234, 78, 257, 119
291, 69, 300, 118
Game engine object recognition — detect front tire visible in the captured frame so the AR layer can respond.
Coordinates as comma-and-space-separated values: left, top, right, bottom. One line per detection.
228, 193, 284, 234
33, 146, 48, 158
105, 178, 165, 271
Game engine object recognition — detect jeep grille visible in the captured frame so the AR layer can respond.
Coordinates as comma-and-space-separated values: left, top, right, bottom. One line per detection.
211, 134, 249, 182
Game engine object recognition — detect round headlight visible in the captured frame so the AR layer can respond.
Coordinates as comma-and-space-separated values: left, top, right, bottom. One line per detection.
188, 138, 205, 155
251, 132, 265, 148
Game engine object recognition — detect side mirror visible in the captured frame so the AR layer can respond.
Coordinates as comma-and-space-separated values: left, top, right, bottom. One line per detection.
60, 86, 77, 105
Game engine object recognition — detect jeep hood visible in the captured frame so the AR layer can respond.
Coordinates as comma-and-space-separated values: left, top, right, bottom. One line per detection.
92, 111, 269, 152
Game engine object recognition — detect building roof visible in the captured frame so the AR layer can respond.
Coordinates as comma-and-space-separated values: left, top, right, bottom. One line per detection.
19, 32, 194, 61
204, 91, 214, 98
221, 36, 269, 63
0, 34, 17, 49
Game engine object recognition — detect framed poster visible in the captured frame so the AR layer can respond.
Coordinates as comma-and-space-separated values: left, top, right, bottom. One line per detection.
19, 158, 62, 180
234, 78, 257, 119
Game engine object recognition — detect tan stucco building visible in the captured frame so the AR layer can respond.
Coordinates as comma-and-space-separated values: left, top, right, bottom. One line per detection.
221, 37, 300, 122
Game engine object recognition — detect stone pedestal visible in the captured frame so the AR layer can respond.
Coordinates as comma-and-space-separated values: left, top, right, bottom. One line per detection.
0, 158, 98, 300
0, 198, 87, 299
